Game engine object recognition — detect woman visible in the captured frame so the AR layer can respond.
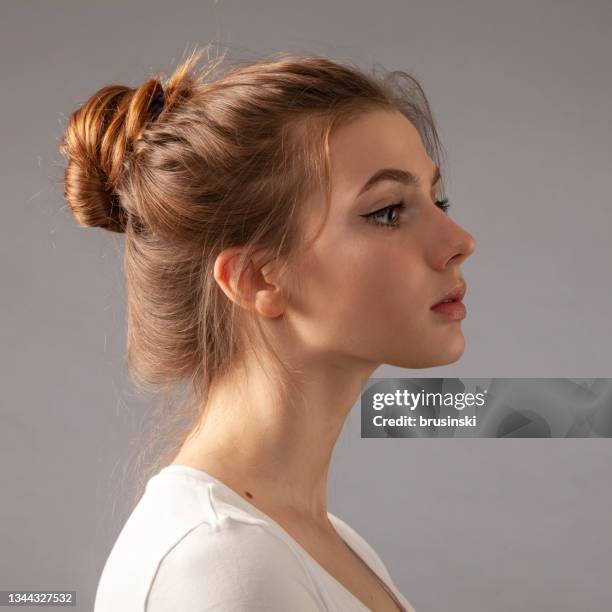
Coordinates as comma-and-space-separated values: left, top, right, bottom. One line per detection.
61, 45, 475, 611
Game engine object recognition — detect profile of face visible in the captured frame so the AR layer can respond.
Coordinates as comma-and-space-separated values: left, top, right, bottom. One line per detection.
283, 108, 477, 370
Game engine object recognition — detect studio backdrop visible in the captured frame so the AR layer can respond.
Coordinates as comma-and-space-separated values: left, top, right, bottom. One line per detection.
1, 1, 611, 611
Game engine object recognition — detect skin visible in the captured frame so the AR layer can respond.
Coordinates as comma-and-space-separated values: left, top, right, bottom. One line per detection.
172, 108, 476, 529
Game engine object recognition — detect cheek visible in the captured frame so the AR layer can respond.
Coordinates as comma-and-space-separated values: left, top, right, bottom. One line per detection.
346, 246, 429, 330
290, 236, 428, 344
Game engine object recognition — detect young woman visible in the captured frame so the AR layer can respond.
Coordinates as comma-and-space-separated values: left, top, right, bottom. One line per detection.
61, 45, 475, 611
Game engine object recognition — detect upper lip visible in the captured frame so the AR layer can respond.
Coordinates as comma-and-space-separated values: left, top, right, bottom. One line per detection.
431, 281, 467, 307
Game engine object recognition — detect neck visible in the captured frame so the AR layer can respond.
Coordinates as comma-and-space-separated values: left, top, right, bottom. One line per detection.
172, 347, 378, 523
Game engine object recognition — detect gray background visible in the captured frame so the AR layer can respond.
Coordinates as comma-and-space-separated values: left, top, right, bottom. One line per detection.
1, 1, 611, 610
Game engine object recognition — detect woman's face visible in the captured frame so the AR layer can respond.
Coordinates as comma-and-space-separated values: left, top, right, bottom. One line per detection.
287, 108, 476, 369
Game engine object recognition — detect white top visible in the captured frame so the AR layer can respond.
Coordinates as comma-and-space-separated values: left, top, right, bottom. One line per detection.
94, 464, 415, 612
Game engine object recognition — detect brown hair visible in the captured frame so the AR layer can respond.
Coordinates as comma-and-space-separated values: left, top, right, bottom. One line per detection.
59, 44, 447, 509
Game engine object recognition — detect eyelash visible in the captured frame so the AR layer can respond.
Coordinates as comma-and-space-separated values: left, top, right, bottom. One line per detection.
361, 198, 451, 229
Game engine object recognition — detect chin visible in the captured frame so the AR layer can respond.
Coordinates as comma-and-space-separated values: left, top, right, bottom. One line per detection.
384, 332, 466, 369
430, 334, 466, 367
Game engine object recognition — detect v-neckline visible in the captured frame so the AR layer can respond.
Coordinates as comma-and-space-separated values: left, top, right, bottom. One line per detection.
159, 464, 406, 612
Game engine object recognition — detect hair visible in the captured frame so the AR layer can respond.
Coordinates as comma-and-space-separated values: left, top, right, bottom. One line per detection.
59, 43, 447, 509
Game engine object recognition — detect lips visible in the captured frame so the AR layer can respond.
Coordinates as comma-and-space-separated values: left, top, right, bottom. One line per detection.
431, 281, 467, 307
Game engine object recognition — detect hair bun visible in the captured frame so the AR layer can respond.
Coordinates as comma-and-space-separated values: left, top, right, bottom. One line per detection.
61, 153, 129, 234
60, 80, 164, 233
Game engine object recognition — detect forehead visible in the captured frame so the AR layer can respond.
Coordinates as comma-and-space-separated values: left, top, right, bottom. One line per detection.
328, 109, 434, 199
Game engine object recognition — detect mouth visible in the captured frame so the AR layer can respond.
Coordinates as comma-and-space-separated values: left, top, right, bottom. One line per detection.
430, 281, 467, 320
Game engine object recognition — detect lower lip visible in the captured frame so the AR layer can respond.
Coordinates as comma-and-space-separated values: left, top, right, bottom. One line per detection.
430, 300, 467, 320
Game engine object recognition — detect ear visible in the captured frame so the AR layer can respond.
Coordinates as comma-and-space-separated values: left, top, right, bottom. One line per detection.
213, 247, 286, 318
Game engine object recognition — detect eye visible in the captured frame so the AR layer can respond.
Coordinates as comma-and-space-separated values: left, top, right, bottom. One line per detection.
435, 198, 451, 213
360, 197, 451, 229
360, 202, 406, 229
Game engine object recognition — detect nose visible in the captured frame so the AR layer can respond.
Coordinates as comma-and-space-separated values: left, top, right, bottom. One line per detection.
434, 218, 476, 270
454, 227, 476, 263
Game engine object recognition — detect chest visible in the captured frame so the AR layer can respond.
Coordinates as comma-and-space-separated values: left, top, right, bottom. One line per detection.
281, 520, 404, 612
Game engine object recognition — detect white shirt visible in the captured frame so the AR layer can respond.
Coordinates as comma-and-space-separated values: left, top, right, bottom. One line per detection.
94, 464, 415, 611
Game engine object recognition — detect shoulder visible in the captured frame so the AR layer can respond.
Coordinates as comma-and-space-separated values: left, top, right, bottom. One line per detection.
145, 518, 324, 612
96, 471, 320, 612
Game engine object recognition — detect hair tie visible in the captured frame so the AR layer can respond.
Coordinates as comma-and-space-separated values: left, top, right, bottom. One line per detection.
150, 89, 165, 120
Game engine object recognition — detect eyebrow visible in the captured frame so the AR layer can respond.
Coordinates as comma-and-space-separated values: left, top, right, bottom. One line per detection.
357, 165, 441, 197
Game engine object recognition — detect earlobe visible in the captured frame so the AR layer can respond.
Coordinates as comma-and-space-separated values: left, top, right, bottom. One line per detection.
253, 253, 286, 318
254, 288, 285, 318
